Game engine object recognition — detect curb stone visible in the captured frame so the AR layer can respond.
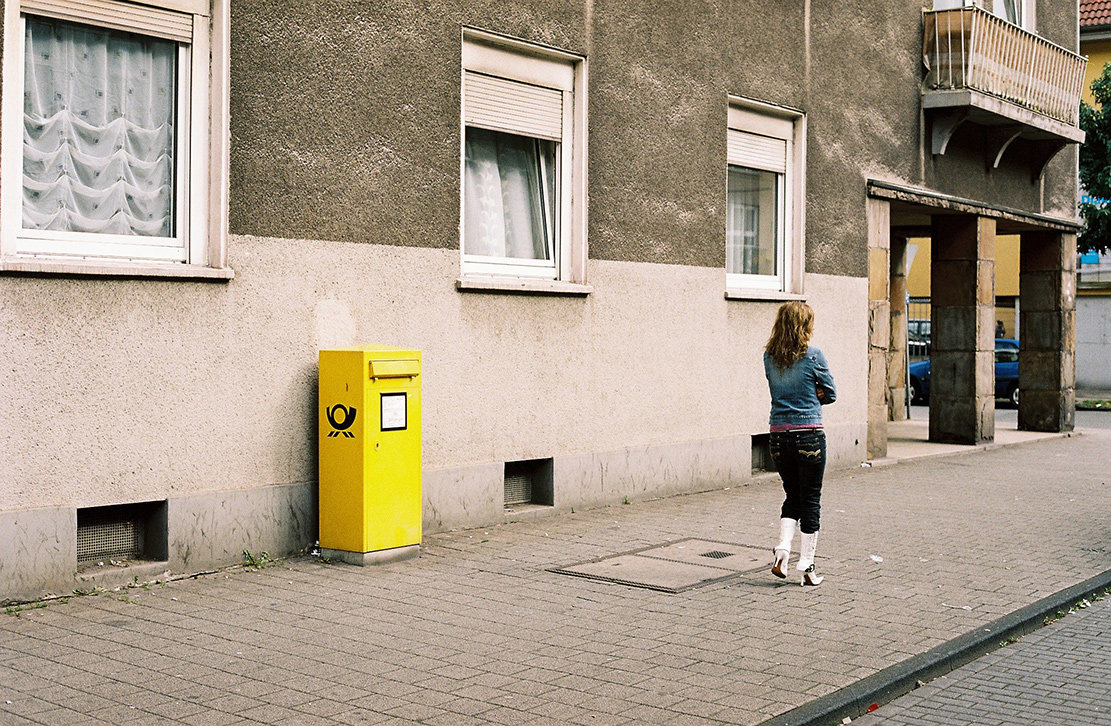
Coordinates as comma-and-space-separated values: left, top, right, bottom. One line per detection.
757, 568, 1111, 726
869, 430, 1076, 469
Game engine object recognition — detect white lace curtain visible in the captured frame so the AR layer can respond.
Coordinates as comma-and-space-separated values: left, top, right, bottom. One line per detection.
726, 165, 778, 276
463, 127, 555, 260
22, 17, 176, 237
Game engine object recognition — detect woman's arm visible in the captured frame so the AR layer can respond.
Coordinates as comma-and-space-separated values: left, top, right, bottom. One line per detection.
813, 350, 837, 405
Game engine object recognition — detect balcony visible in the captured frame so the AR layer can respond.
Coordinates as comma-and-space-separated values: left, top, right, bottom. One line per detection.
922, 6, 1086, 179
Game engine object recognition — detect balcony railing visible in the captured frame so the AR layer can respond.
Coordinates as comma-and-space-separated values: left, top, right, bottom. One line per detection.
923, 6, 1085, 127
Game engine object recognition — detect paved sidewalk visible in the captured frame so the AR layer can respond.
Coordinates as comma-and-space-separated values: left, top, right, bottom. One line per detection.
1, 430, 1110, 726
853, 594, 1111, 725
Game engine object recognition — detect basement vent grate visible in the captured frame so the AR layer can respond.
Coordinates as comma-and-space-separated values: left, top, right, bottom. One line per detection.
503, 458, 554, 508
504, 472, 532, 506
700, 550, 733, 559
77, 516, 143, 563
752, 433, 773, 474
76, 501, 168, 566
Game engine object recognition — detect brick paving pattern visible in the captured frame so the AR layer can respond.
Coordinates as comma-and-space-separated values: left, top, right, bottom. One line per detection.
1, 429, 1109, 725
855, 594, 1111, 725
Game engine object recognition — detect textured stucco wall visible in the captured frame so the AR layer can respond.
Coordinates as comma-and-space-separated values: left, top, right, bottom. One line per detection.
226, 1, 1079, 281
0, 235, 866, 513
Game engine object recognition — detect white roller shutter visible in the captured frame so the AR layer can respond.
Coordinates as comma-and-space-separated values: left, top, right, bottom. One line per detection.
728, 129, 787, 174
22, 0, 193, 43
464, 71, 563, 141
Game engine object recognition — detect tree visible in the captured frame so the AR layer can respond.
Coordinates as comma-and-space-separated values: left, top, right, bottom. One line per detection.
1078, 63, 1111, 254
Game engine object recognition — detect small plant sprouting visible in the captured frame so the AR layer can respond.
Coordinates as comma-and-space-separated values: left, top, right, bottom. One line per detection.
623, 496, 631, 505
242, 550, 276, 569
4, 601, 48, 617
72, 586, 105, 597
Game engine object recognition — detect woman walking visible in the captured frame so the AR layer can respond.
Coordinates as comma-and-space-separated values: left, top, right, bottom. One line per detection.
764, 301, 836, 586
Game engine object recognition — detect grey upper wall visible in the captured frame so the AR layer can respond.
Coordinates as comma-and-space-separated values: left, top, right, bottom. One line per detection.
221, 1, 1080, 277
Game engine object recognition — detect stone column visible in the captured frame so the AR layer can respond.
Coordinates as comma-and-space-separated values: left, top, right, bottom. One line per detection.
866, 198, 891, 459
888, 236, 909, 421
1018, 231, 1076, 432
930, 215, 995, 445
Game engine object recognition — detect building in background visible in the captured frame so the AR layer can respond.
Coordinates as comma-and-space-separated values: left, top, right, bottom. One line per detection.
904, 234, 1021, 350
0, 0, 1084, 602
1079, 0, 1111, 390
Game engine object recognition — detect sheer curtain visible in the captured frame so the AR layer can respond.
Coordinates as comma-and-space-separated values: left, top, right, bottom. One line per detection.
22, 17, 176, 238
464, 127, 555, 261
726, 165, 778, 276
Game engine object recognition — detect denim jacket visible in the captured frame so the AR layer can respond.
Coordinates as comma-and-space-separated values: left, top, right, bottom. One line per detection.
763, 346, 837, 426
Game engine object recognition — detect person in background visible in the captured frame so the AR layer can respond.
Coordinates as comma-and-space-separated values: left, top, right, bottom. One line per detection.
995, 320, 1006, 338
764, 301, 837, 586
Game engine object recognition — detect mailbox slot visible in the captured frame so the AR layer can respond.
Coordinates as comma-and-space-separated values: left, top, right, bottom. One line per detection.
369, 359, 420, 379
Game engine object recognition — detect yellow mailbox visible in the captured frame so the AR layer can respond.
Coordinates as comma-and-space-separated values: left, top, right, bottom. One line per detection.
318, 346, 421, 565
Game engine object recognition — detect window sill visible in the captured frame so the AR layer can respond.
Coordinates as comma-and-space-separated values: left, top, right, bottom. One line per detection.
724, 288, 805, 302
456, 276, 592, 296
0, 258, 234, 281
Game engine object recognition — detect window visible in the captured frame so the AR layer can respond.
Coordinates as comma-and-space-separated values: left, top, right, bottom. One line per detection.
726, 99, 804, 294
461, 31, 586, 285
990, 0, 1032, 27
1, 0, 228, 274
932, 0, 1033, 29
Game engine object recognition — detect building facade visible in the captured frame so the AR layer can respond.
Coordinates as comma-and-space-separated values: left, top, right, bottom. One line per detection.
1079, 0, 1111, 390
0, 0, 1083, 602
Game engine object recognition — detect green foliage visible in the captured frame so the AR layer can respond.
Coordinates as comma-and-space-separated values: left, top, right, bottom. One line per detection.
1079, 63, 1111, 254
4, 601, 48, 617
242, 549, 276, 569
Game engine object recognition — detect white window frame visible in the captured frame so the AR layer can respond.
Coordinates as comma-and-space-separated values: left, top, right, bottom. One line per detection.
933, 0, 1034, 30
460, 29, 587, 286
726, 97, 805, 296
0, 0, 231, 278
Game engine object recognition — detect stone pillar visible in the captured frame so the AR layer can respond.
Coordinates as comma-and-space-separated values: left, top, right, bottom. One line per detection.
888, 236, 909, 421
866, 198, 891, 459
1018, 231, 1076, 432
930, 215, 995, 445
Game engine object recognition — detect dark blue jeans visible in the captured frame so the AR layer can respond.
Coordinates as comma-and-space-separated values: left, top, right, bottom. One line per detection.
770, 429, 826, 535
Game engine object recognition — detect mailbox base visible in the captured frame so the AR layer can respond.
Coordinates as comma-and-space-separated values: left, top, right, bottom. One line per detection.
321, 544, 419, 566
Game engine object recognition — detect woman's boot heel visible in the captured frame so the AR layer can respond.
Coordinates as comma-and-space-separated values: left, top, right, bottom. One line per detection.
771, 549, 789, 579
801, 564, 824, 587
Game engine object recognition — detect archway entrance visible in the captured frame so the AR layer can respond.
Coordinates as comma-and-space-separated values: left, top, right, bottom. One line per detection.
865, 182, 1077, 459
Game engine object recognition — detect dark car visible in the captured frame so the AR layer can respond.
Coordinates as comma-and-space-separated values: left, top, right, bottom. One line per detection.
908, 338, 1020, 406
908, 318, 931, 344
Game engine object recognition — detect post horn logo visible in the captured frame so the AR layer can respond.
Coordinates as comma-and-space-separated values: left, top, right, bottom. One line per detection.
326, 404, 357, 438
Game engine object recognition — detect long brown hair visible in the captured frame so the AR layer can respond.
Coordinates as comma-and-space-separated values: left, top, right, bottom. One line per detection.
765, 301, 814, 370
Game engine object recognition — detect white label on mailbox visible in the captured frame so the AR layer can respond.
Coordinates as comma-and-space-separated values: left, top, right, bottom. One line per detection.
380, 392, 407, 431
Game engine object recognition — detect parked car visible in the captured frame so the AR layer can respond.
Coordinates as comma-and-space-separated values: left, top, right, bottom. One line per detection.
908, 338, 1020, 406
908, 318, 931, 345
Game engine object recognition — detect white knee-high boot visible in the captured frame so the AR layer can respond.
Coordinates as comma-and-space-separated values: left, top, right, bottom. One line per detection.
797, 531, 819, 571
771, 518, 797, 578
798, 532, 823, 586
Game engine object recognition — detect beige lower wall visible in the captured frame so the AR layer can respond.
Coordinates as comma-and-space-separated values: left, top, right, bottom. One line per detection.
0, 236, 867, 515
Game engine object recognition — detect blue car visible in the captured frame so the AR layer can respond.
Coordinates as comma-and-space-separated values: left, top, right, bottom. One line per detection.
908, 338, 1020, 407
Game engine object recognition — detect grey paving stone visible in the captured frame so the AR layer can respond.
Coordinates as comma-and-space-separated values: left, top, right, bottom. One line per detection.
2, 432, 1111, 726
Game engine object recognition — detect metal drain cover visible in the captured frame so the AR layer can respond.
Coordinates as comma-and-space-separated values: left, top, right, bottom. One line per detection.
550, 538, 768, 593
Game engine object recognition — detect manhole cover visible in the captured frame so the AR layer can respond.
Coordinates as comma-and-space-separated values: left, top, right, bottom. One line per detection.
549, 538, 768, 593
